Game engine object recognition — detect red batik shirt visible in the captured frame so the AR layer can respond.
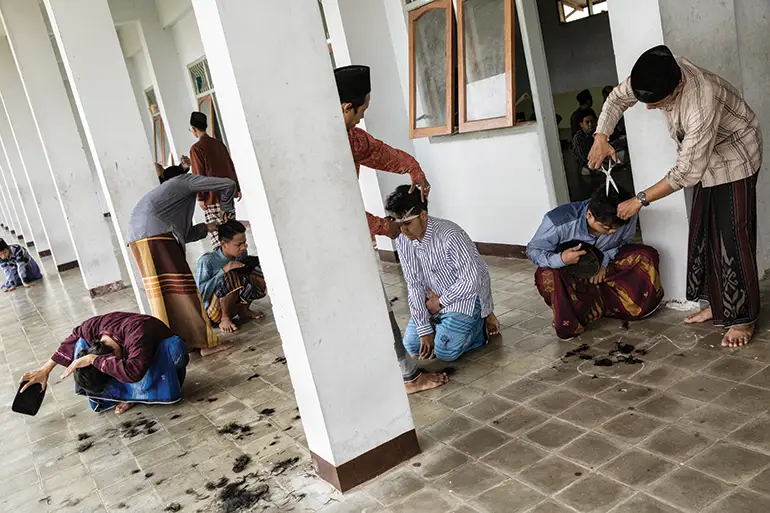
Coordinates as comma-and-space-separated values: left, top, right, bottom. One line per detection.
348, 127, 426, 237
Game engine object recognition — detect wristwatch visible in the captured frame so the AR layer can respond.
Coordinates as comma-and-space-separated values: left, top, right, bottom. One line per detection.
636, 191, 650, 207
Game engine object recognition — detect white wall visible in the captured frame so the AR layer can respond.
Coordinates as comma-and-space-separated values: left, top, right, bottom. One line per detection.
156, 0, 191, 28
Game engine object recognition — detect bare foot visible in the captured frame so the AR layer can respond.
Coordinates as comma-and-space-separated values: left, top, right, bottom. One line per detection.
219, 317, 238, 333
685, 306, 713, 324
200, 342, 234, 357
240, 307, 265, 321
115, 403, 134, 415
22, 282, 35, 288
722, 324, 754, 348
405, 372, 449, 394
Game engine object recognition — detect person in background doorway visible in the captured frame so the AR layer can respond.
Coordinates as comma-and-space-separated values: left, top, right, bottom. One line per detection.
196, 220, 267, 334
527, 186, 663, 340
572, 108, 598, 169
335, 64, 448, 393
156, 155, 191, 185
0, 238, 41, 292
570, 89, 594, 136
127, 163, 237, 357
589, 45, 762, 347
18, 312, 188, 416
385, 185, 499, 361
190, 111, 241, 249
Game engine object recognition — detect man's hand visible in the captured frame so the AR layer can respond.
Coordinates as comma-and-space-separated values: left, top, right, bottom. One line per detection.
410, 175, 431, 202
206, 222, 219, 233
426, 289, 441, 315
486, 313, 501, 336
561, 244, 587, 266
19, 367, 51, 393
199, 201, 207, 211
385, 218, 401, 239
587, 133, 616, 169
589, 267, 608, 285
223, 261, 245, 273
617, 198, 642, 221
180, 155, 191, 169
418, 333, 435, 359
61, 354, 98, 380
235, 191, 242, 201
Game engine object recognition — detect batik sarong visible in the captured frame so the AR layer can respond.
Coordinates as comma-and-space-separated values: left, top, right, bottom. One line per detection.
686, 173, 760, 327
74, 336, 189, 413
129, 234, 218, 349
206, 258, 267, 324
403, 299, 487, 361
535, 244, 663, 339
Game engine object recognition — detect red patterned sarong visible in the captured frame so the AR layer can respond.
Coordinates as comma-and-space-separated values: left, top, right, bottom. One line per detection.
535, 244, 664, 339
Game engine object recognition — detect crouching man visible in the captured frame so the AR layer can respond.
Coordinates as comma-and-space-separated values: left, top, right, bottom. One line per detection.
527, 187, 663, 340
19, 312, 189, 415
386, 185, 500, 361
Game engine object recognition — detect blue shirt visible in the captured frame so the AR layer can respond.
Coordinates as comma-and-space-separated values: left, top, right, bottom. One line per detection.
396, 216, 494, 337
195, 248, 249, 308
526, 200, 636, 269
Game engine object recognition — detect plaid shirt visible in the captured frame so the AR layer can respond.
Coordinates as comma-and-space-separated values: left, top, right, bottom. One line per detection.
597, 57, 762, 190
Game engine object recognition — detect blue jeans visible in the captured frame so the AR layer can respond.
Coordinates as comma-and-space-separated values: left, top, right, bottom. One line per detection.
403, 301, 486, 361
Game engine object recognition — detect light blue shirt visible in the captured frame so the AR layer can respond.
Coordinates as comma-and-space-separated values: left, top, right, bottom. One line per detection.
526, 200, 637, 269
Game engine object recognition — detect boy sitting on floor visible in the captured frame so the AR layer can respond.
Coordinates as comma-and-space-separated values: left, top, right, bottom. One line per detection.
195, 220, 267, 333
0, 238, 42, 292
526, 186, 663, 340
385, 185, 500, 361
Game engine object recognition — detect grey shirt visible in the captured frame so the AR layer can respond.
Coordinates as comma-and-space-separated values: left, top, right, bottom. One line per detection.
127, 173, 237, 245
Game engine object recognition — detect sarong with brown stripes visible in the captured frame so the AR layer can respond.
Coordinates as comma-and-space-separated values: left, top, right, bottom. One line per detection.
129, 234, 218, 349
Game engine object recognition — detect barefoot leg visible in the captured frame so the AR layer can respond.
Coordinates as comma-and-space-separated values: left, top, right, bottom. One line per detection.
218, 292, 240, 333
722, 324, 754, 348
405, 372, 449, 394
115, 403, 135, 416
238, 303, 265, 322
685, 306, 713, 324
200, 342, 234, 357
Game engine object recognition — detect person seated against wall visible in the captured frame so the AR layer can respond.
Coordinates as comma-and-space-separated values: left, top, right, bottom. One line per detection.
0, 238, 42, 292
526, 185, 663, 340
385, 185, 500, 361
18, 312, 189, 415
570, 89, 594, 136
195, 220, 267, 334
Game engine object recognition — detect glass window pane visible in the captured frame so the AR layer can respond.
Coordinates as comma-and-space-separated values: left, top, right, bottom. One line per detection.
414, 9, 447, 129
198, 96, 213, 136
463, 0, 507, 121
153, 118, 163, 163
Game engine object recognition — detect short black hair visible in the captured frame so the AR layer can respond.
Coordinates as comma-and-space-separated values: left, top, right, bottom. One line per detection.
588, 186, 634, 227
218, 220, 246, 242
602, 85, 614, 97
385, 184, 428, 217
576, 89, 593, 105
346, 96, 368, 112
73, 342, 113, 394
162, 165, 188, 181
576, 108, 597, 125
0, 239, 7, 252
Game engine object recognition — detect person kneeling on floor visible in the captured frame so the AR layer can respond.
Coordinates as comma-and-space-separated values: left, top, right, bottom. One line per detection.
19, 312, 189, 415
0, 238, 42, 292
195, 220, 267, 334
526, 186, 663, 340
385, 185, 500, 362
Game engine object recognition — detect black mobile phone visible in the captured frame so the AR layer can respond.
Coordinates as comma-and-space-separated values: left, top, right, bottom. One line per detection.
12, 381, 46, 416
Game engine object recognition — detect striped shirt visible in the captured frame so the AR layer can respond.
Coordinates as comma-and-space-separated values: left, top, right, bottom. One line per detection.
597, 57, 762, 190
396, 216, 493, 336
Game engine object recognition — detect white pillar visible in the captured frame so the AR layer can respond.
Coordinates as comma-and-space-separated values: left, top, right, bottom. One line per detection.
44, 0, 161, 312
0, 163, 24, 237
0, 0, 124, 294
192, 0, 416, 491
0, 37, 76, 268
0, 86, 43, 251
607, 0, 690, 301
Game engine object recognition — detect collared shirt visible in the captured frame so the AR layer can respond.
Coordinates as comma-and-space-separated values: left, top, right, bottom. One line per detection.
127, 173, 237, 246
0, 243, 32, 287
572, 129, 594, 169
348, 127, 426, 237
396, 216, 493, 336
597, 57, 762, 190
190, 134, 241, 205
51, 312, 175, 384
526, 200, 636, 269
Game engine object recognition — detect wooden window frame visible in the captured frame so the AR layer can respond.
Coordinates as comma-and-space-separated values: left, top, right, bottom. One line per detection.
408, 0, 455, 139
457, 0, 515, 133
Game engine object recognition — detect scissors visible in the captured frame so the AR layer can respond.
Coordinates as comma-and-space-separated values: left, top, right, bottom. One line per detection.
602, 158, 619, 196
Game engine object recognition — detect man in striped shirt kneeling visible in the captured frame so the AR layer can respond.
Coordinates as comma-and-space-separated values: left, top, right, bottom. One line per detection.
385, 185, 500, 362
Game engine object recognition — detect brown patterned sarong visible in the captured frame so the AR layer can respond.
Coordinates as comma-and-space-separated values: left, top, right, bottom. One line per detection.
206, 265, 266, 324
535, 244, 664, 339
129, 234, 218, 349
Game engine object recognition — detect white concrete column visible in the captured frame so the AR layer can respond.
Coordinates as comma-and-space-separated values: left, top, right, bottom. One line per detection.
44, 0, 162, 312
0, 164, 22, 236
192, 0, 416, 491
0, 0, 124, 293
0, 36, 76, 267
0, 86, 43, 250
607, 0, 690, 301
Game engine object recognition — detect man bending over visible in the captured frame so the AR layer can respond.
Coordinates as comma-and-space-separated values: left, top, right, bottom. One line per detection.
385, 185, 499, 361
527, 187, 663, 340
